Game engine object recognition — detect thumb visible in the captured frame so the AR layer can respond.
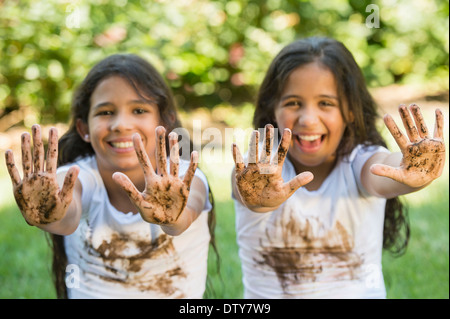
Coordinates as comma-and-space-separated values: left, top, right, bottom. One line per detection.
60, 165, 80, 205
112, 172, 142, 204
283, 171, 314, 197
370, 164, 403, 183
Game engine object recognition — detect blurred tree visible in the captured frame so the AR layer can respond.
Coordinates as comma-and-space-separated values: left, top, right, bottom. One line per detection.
0, 0, 448, 130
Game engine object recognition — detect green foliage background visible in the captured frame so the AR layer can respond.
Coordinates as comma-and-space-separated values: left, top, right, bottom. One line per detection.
0, 0, 448, 129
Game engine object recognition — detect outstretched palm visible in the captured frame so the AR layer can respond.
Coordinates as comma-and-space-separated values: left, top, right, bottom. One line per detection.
371, 104, 445, 187
113, 127, 198, 225
5, 125, 79, 225
233, 124, 313, 210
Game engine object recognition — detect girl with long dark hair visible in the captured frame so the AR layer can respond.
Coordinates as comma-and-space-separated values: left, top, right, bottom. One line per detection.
231, 37, 445, 298
6, 54, 217, 298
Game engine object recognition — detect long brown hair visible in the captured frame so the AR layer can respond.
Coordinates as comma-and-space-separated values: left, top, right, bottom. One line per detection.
254, 37, 409, 256
51, 54, 218, 298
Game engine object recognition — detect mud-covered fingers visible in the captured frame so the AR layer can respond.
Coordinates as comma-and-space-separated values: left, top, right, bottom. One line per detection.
409, 104, 430, 139
260, 124, 274, 164
59, 165, 80, 205
276, 128, 291, 166
248, 130, 259, 165
169, 132, 180, 177
133, 133, 155, 178
283, 171, 314, 197
31, 124, 45, 173
384, 114, 408, 150
183, 151, 198, 189
5, 150, 21, 187
232, 143, 245, 174
156, 126, 167, 176
399, 104, 420, 142
21, 132, 32, 178
112, 172, 143, 204
434, 108, 444, 140
46, 128, 58, 173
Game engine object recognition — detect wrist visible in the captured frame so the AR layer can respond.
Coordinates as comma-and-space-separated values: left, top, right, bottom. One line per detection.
160, 220, 189, 236
159, 207, 195, 236
245, 204, 281, 213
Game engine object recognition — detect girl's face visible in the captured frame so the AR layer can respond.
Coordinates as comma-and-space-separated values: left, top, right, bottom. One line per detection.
78, 75, 161, 175
275, 62, 350, 170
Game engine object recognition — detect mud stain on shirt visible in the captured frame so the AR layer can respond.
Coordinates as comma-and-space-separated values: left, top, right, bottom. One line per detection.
256, 211, 363, 294
85, 232, 186, 297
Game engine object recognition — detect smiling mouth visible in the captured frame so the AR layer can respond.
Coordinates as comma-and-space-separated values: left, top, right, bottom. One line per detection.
109, 141, 134, 149
294, 134, 325, 152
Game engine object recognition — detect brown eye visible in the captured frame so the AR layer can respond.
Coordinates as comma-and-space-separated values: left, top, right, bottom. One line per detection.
96, 110, 113, 116
284, 101, 301, 108
319, 100, 335, 107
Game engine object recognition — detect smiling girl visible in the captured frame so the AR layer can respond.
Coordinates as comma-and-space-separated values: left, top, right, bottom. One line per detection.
231, 37, 445, 298
5, 54, 215, 299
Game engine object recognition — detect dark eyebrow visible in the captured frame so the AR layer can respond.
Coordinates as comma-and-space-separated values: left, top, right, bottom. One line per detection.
128, 99, 156, 106
319, 94, 339, 100
130, 100, 159, 112
280, 94, 301, 101
92, 99, 155, 110
280, 94, 339, 101
92, 102, 113, 110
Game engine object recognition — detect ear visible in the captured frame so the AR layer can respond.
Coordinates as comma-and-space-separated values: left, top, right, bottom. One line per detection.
168, 111, 176, 126
348, 111, 355, 123
76, 118, 90, 142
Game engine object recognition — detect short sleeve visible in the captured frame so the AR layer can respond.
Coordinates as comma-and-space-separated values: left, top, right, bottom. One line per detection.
58, 157, 102, 217
177, 159, 212, 214
351, 145, 390, 197
193, 168, 213, 214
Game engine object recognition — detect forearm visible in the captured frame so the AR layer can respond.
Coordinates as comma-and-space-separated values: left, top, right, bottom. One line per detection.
160, 206, 200, 236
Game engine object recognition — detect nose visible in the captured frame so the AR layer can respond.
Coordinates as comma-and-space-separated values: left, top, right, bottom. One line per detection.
297, 105, 320, 126
110, 111, 133, 132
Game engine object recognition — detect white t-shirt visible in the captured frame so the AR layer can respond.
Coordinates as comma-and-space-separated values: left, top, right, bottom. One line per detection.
234, 145, 389, 299
58, 156, 212, 299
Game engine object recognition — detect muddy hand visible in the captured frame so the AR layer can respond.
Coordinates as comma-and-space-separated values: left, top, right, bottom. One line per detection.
233, 124, 313, 209
371, 104, 445, 188
112, 127, 198, 225
4, 125, 79, 226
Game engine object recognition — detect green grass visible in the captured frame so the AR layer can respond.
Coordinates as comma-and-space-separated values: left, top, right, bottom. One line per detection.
205, 200, 243, 299
382, 179, 449, 299
0, 201, 56, 299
